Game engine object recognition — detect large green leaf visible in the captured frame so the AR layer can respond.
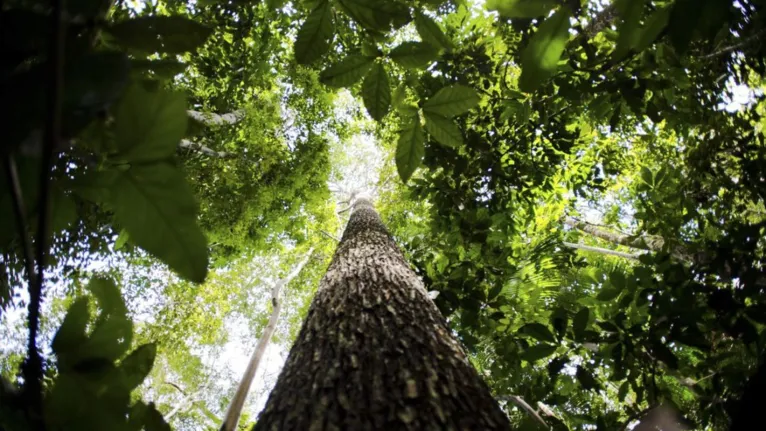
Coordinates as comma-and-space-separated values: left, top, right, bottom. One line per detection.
107, 16, 213, 54
635, 6, 671, 52
486, 0, 558, 18
576, 365, 600, 390
573, 307, 590, 340
294, 0, 335, 65
519, 322, 556, 343
414, 11, 452, 51
362, 63, 391, 121
395, 118, 425, 183
389, 41, 439, 69
120, 343, 157, 390
424, 112, 463, 147
319, 55, 375, 88
613, 0, 646, 59
422, 85, 480, 118
337, 0, 409, 32
521, 343, 557, 362
596, 287, 621, 301
110, 163, 208, 283
518, 7, 572, 92
51, 297, 90, 356
114, 84, 187, 163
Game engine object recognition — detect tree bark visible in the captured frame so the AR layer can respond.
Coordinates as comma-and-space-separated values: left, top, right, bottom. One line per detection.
562, 241, 643, 260
253, 198, 511, 430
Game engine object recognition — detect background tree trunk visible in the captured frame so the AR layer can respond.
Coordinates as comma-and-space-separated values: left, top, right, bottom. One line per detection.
253, 198, 511, 430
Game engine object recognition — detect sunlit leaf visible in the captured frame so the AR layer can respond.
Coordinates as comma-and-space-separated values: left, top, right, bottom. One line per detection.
389, 41, 439, 69
423, 112, 463, 147
423, 85, 480, 118
395, 118, 425, 183
518, 7, 572, 92
320, 55, 375, 88
114, 84, 187, 163
110, 163, 208, 283
362, 63, 391, 121
414, 11, 452, 51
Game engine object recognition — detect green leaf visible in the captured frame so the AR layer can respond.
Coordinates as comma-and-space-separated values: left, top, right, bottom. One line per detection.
389, 41, 439, 69
423, 112, 463, 147
361, 63, 391, 121
518, 7, 572, 92
551, 307, 568, 339
120, 343, 157, 390
547, 355, 569, 378
144, 403, 172, 431
294, 0, 335, 65
609, 271, 627, 290
87, 313, 133, 361
414, 12, 452, 51
114, 84, 187, 163
423, 85, 480, 118
576, 365, 600, 390
596, 287, 621, 301
522, 343, 557, 362
337, 0, 409, 32
114, 229, 130, 251
51, 297, 90, 355
618, 381, 630, 401
319, 55, 375, 88
86, 276, 126, 315
573, 307, 590, 340
635, 6, 671, 52
613, 0, 646, 59
107, 16, 213, 54
486, 0, 558, 18
395, 118, 425, 183
519, 322, 556, 343
110, 162, 209, 283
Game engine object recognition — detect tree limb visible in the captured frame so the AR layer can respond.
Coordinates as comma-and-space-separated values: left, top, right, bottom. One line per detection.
179, 139, 232, 158
562, 241, 644, 260
497, 395, 549, 430
187, 110, 245, 126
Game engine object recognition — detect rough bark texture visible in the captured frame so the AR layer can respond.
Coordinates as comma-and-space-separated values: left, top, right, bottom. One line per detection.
253, 199, 511, 431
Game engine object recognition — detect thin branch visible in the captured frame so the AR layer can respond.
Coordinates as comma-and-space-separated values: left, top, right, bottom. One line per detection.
497, 395, 549, 430
179, 139, 232, 158
187, 109, 245, 126
3, 156, 37, 287
562, 241, 643, 260
318, 229, 339, 242
702, 29, 766, 59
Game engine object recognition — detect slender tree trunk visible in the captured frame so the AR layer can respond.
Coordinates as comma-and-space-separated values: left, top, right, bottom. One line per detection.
253, 198, 511, 430
221, 248, 315, 431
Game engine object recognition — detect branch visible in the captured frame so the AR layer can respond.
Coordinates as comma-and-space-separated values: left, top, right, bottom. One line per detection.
219, 248, 315, 431
562, 241, 644, 260
318, 229, 339, 242
179, 139, 232, 158
702, 29, 766, 59
187, 110, 245, 126
497, 395, 549, 430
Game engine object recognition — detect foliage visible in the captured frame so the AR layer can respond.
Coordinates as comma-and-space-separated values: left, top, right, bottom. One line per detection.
3, 0, 766, 429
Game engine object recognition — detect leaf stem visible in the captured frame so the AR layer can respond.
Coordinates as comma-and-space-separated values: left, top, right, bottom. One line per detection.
2, 156, 38, 288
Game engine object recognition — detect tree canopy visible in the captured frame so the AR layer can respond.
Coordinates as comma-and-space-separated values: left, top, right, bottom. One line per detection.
2, 0, 766, 429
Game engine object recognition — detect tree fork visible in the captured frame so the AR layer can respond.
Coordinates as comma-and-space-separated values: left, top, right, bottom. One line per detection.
253, 198, 511, 430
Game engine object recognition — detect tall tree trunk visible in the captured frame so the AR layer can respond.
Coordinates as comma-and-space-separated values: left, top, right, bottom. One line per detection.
253, 198, 511, 430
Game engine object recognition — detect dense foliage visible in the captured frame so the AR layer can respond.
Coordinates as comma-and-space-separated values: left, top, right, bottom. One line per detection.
2, 0, 766, 429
